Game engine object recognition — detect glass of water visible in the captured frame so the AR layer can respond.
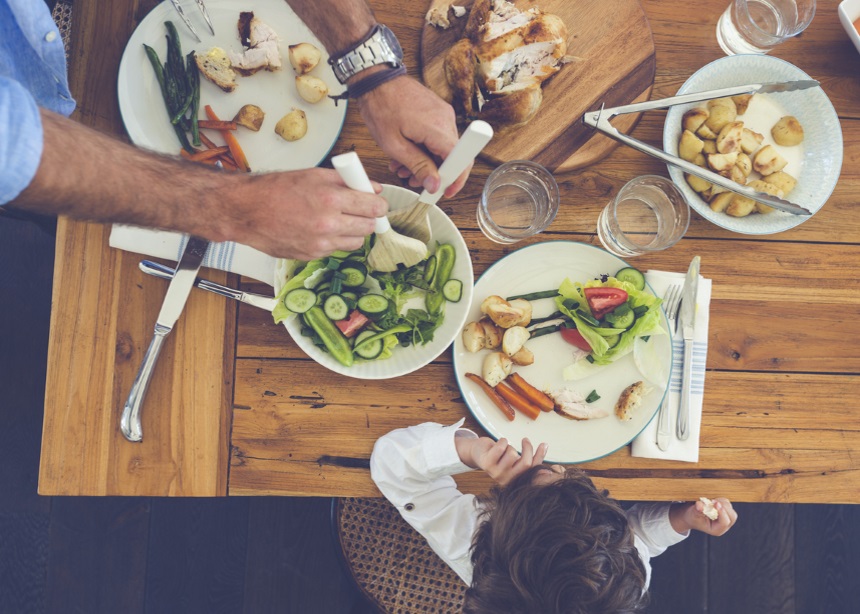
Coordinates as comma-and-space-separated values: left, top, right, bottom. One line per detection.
597, 176, 690, 258
478, 160, 559, 244
716, 0, 816, 55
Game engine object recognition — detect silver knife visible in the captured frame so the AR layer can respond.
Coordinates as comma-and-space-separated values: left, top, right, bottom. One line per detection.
139, 260, 278, 312
120, 236, 209, 442
676, 256, 701, 441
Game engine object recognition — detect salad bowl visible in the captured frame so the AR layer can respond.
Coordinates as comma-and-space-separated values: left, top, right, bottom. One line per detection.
273, 185, 473, 379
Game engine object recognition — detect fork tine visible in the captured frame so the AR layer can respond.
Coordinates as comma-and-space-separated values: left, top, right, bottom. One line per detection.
193, 0, 215, 35
169, 0, 202, 42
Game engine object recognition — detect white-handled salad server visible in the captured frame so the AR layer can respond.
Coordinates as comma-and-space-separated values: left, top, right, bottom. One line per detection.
582, 81, 820, 216
388, 120, 494, 244
332, 152, 428, 273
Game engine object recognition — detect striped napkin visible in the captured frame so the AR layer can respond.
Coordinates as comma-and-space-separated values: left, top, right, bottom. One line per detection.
108, 225, 277, 285
630, 270, 712, 462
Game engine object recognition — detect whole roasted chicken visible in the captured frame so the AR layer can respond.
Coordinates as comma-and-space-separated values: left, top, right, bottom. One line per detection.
442, 0, 568, 132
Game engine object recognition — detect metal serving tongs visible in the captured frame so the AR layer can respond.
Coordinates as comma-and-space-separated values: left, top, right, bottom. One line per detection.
582, 81, 821, 216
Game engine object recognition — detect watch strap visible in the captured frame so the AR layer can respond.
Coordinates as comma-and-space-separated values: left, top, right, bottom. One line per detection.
329, 65, 407, 103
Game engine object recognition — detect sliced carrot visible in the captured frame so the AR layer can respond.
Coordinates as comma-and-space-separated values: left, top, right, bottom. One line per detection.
198, 131, 220, 150
495, 382, 542, 420
179, 148, 201, 160
197, 120, 238, 130
507, 373, 554, 412
205, 105, 250, 172
465, 373, 515, 422
217, 155, 239, 171
187, 146, 229, 162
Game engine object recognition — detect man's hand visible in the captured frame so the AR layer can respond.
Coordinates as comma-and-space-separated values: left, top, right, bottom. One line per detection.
456, 436, 548, 487
358, 75, 471, 198
224, 168, 387, 260
670, 498, 738, 537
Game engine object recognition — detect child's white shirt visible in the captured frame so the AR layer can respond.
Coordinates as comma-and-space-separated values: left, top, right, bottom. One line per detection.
369, 420, 689, 587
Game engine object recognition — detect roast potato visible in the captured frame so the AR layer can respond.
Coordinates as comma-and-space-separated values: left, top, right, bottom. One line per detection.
747, 179, 784, 214
288, 42, 321, 74
771, 115, 804, 146
295, 75, 328, 103
707, 151, 738, 173
233, 104, 265, 131
682, 107, 710, 133
686, 173, 711, 194
762, 171, 797, 195
739, 128, 764, 154
735, 153, 752, 177
274, 108, 307, 141
726, 193, 756, 217
702, 139, 718, 155
705, 98, 737, 133
716, 121, 744, 154
709, 191, 734, 213
679, 129, 705, 162
732, 94, 753, 115
752, 144, 788, 175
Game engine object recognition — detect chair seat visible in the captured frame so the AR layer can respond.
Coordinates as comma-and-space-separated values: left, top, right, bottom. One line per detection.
333, 497, 467, 614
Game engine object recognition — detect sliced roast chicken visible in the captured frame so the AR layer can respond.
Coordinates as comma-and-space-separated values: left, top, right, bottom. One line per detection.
229, 12, 282, 76
443, 0, 568, 130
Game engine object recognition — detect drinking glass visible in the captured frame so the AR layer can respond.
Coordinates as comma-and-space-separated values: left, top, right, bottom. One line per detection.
477, 161, 559, 244
716, 0, 816, 55
597, 176, 690, 258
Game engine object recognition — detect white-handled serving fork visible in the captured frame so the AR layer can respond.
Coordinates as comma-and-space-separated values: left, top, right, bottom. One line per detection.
655, 283, 683, 451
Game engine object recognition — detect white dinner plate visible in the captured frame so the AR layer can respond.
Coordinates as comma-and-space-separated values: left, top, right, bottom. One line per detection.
117, 0, 347, 171
663, 55, 842, 235
273, 185, 474, 380
452, 241, 672, 464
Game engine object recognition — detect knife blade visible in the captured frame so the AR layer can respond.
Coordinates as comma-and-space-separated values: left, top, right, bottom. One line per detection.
120, 236, 209, 442
676, 256, 701, 441
139, 260, 278, 312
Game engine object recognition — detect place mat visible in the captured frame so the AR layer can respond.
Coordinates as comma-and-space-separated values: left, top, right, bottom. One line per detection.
109, 225, 275, 285
631, 270, 712, 463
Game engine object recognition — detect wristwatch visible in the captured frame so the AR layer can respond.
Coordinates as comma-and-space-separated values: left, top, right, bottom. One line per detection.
328, 24, 404, 84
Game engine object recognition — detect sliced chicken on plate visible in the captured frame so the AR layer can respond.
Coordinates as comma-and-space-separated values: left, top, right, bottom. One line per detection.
229, 11, 281, 76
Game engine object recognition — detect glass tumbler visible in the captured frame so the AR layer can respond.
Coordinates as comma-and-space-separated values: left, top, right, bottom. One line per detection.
477, 160, 560, 244
597, 176, 690, 258
716, 0, 816, 55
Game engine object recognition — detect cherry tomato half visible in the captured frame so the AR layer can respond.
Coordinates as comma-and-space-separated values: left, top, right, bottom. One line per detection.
583, 287, 628, 320
560, 327, 592, 351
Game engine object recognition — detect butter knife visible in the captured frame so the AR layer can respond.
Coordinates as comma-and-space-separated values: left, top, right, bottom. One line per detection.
139, 260, 278, 312
120, 236, 209, 442
676, 256, 701, 441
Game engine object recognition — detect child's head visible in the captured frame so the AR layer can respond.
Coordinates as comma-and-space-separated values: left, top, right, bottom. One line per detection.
464, 466, 647, 614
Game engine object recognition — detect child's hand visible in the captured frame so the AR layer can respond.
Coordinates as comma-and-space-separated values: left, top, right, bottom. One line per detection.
458, 436, 548, 487
670, 498, 738, 536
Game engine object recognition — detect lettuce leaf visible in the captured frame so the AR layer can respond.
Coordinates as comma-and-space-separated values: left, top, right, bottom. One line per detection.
271, 259, 327, 324
556, 276, 665, 366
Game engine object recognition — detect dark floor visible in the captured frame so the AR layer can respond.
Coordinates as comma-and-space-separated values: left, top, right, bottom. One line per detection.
2, 213, 859, 614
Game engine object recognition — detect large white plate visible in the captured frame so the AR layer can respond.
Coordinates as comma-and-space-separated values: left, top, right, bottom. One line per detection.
663, 55, 842, 235
117, 0, 346, 171
452, 241, 672, 464
274, 185, 474, 380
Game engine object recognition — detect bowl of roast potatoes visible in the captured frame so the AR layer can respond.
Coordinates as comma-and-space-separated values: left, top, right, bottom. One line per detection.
663, 55, 842, 235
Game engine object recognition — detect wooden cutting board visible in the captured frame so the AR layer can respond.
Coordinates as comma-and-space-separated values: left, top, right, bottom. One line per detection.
421, 0, 656, 173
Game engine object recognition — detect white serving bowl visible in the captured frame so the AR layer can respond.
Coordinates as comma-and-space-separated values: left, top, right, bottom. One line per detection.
663, 55, 842, 235
274, 185, 473, 379
839, 0, 860, 56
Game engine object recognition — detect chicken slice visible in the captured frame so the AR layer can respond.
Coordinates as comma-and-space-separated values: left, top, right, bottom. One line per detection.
229, 12, 281, 76
444, 38, 478, 115
551, 387, 610, 421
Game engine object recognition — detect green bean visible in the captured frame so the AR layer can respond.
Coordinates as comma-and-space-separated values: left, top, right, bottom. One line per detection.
506, 290, 560, 301
528, 324, 561, 339
143, 44, 167, 97
186, 51, 200, 146
527, 311, 565, 326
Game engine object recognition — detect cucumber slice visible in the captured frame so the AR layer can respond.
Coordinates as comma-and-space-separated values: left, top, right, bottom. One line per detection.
423, 256, 437, 285
284, 288, 316, 314
605, 334, 621, 348
442, 279, 462, 302
323, 294, 349, 321
357, 294, 391, 321
604, 307, 635, 329
340, 261, 367, 288
353, 329, 383, 360
615, 267, 646, 290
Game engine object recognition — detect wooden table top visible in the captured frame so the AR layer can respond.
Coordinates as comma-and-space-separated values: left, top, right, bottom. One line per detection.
39, 0, 860, 502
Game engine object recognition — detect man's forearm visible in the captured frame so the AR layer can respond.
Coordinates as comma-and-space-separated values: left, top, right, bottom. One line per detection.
285, 0, 376, 55
12, 109, 240, 242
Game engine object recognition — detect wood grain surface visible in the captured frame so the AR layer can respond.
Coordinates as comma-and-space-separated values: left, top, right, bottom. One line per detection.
39, 0, 860, 502
420, 0, 656, 172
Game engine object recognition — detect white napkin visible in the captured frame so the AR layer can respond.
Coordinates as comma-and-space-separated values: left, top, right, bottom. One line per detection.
109, 225, 276, 285
630, 270, 712, 462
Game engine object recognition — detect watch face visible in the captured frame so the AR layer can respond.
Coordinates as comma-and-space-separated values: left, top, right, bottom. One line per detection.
380, 25, 403, 59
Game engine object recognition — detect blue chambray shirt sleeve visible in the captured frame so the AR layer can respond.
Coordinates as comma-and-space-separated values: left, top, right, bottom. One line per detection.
0, 75, 43, 205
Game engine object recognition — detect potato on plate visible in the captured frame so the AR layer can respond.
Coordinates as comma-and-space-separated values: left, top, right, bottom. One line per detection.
295, 75, 328, 103
732, 94, 753, 115
275, 108, 307, 141
739, 127, 764, 154
686, 173, 711, 194
747, 179, 784, 214
716, 121, 744, 154
726, 193, 756, 217
753, 144, 788, 175
709, 191, 734, 213
707, 151, 738, 173
679, 129, 705, 162
762, 171, 797, 195
705, 97, 737, 132
288, 42, 321, 74
682, 107, 710, 133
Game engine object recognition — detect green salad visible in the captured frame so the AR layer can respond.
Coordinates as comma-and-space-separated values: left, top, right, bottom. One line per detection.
270, 239, 461, 368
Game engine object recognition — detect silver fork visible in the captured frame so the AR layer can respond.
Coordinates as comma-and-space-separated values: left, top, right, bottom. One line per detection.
656, 284, 683, 451
169, 0, 214, 42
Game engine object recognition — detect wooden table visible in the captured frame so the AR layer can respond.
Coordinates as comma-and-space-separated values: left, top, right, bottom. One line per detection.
39, 0, 860, 502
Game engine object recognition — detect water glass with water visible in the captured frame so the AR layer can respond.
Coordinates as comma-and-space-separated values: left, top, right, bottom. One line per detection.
478, 160, 559, 244
597, 176, 690, 258
716, 0, 816, 55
